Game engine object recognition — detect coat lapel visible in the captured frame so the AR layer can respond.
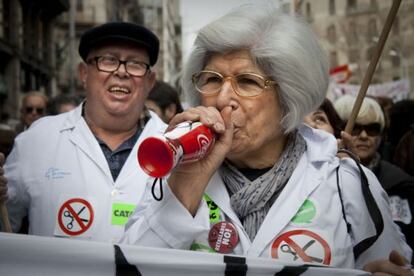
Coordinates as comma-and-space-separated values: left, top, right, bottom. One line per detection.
249, 155, 324, 257
63, 106, 112, 181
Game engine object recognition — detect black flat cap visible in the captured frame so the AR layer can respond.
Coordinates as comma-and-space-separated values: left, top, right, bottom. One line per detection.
79, 22, 159, 66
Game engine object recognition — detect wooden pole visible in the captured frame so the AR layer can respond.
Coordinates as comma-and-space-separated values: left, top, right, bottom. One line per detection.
0, 204, 12, 233
344, 0, 401, 134
0, 152, 11, 233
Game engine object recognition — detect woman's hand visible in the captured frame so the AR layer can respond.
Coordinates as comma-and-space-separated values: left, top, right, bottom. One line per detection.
337, 131, 360, 161
363, 251, 413, 276
166, 106, 234, 216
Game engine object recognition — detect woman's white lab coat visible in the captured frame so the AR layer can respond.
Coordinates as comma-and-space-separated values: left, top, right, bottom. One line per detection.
122, 125, 412, 269
4, 104, 166, 242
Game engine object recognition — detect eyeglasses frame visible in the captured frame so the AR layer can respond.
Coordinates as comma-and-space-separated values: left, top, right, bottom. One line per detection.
192, 70, 277, 97
87, 56, 151, 77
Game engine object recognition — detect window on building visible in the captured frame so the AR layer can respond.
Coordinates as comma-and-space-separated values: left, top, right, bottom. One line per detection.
327, 24, 337, 44
392, 17, 400, 36
348, 49, 360, 63
306, 2, 313, 22
367, 18, 378, 42
391, 55, 401, 68
330, 51, 338, 69
0, 0, 3, 38
347, 0, 357, 10
76, 0, 83, 12
329, 0, 336, 15
1, 0, 10, 39
366, 46, 375, 61
348, 22, 358, 43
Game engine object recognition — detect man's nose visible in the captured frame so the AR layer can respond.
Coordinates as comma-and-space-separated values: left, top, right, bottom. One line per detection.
114, 63, 129, 77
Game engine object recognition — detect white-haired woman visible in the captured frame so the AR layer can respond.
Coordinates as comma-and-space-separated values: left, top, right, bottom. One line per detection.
123, 5, 412, 274
335, 95, 414, 265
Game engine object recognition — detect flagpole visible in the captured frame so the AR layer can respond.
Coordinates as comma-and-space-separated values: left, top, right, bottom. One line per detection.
0, 204, 11, 232
344, 0, 401, 134
0, 152, 11, 233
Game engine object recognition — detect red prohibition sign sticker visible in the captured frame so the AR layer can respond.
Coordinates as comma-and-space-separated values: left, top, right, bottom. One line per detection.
58, 198, 94, 236
271, 229, 331, 265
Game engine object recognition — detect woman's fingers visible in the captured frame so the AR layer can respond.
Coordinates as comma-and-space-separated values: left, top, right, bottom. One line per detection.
363, 251, 413, 276
389, 250, 409, 267
167, 106, 225, 134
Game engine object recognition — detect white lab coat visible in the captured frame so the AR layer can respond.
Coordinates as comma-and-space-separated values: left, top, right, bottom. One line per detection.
4, 104, 167, 242
122, 125, 412, 269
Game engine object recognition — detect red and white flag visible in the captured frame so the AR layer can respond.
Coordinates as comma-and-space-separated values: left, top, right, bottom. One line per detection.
330, 65, 351, 84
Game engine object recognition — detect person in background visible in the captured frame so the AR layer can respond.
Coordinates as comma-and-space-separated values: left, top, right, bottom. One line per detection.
303, 98, 343, 138
388, 100, 414, 161
48, 94, 83, 115
122, 5, 412, 274
303, 98, 358, 160
334, 95, 414, 261
145, 80, 184, 123
14, 91, 48, 134
374, 96, 394, 162
0, 22, 166, 243
393, 127, 414, 177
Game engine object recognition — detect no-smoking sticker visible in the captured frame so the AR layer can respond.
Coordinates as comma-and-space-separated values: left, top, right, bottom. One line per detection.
57, 198, 94, 236
271, 229, 331, 265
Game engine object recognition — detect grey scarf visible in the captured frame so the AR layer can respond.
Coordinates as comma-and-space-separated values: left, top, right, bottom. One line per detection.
219, 132, 306, 241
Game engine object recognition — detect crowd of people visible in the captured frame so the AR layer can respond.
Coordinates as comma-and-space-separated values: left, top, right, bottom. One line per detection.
0, 3, 413, 275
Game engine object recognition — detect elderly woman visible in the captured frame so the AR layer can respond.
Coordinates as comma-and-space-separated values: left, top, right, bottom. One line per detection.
123, 5, 412, 273
335, 95, 414, 264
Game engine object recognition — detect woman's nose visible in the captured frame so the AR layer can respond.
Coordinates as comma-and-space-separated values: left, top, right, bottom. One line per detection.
216, 80, 239, 111
359, 129, 369, 138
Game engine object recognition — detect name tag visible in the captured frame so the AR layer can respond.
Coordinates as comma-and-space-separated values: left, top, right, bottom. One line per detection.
111, 203, 136, 225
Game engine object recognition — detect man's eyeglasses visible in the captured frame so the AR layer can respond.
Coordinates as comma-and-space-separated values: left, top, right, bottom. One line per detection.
352, 123, 382, 136
25, 107, 45, 114
87, 55, 150, 77
192, 70, 277, 97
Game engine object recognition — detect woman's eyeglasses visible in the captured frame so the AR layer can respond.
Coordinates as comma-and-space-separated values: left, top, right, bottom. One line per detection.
351, 123, 382, 136
192, 70, 277, 97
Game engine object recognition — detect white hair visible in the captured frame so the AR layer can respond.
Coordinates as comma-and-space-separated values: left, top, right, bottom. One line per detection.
334, 95, 385, 131
182, 4, 329, 133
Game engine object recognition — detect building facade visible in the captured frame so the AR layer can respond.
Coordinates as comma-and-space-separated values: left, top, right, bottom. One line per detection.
0, 0, 68, 121
293, 0, 413, 95
56, 0, 182, 95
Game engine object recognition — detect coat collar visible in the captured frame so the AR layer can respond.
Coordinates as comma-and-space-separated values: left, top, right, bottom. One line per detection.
205, 125, 338, 256
59, 103, 167, 184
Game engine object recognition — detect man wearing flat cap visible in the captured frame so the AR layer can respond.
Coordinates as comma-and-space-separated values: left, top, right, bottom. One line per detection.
0, 22, 167, 242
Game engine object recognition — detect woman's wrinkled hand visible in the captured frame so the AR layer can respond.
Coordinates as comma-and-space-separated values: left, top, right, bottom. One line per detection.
363, 250, 414, 276
166, 106, 234, 215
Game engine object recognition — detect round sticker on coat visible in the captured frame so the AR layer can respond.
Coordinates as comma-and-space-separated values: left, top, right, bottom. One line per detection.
290, 199, 317, 225
208, 221, 239, 253
271, 229, 331, 265
57, 198, 94, 236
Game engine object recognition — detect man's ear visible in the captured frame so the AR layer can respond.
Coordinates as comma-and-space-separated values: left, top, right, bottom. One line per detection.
78, 62, 88, 89
147, 71, 156, 92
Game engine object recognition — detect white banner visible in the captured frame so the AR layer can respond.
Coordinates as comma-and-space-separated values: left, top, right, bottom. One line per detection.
0, 233, 369, 276
328, 78, 411, 103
